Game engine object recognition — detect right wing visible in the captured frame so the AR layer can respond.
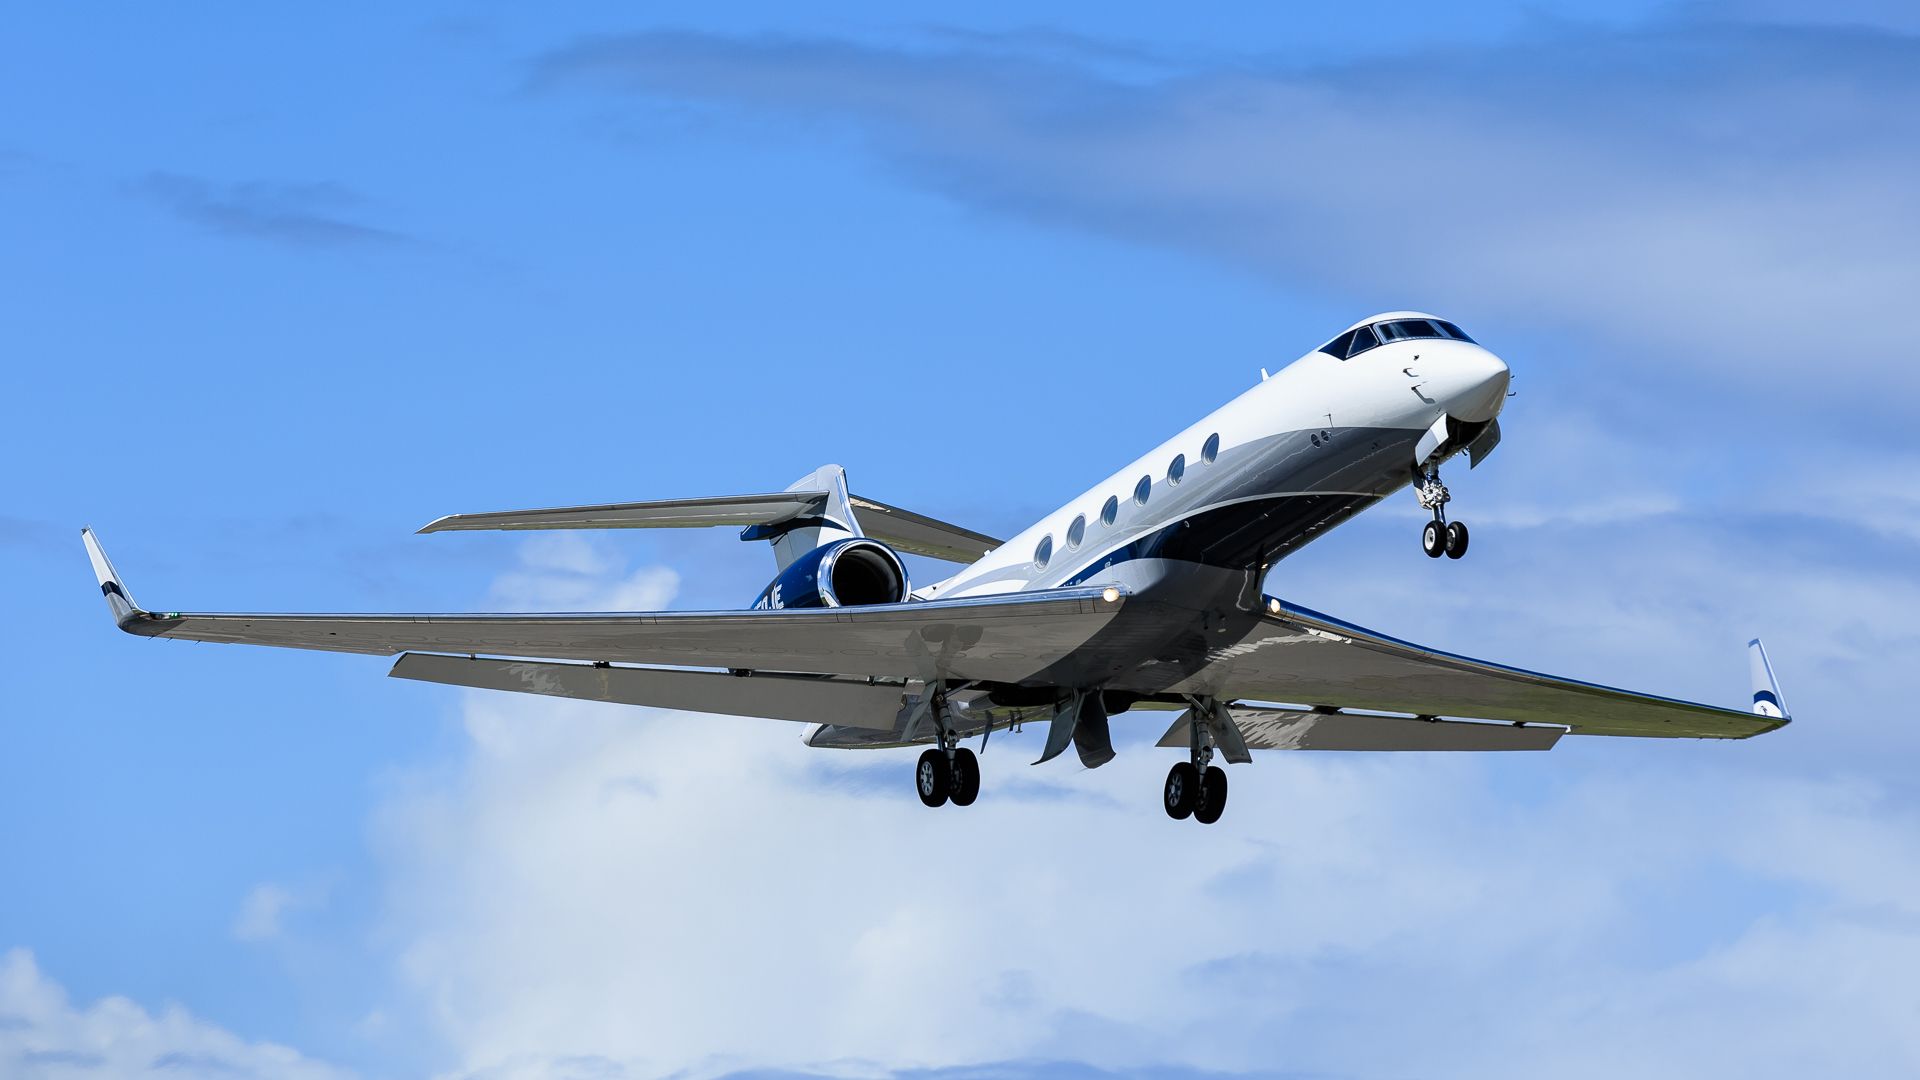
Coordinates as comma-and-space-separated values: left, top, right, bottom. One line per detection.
418, 490, 1002, 563
82, 529, 1120, 685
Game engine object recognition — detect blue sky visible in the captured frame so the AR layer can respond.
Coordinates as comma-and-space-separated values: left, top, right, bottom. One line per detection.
6, 2, 1920, 1077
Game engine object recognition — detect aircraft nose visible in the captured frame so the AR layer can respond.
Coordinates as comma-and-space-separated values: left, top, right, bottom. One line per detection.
1447, 349, 1510, 423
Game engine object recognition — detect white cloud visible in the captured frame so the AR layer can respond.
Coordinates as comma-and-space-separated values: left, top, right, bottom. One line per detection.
534, 22, 1920, 408
0, 949, 352, 1080
487, 534, 682, 613
362, 534, 1920, 1079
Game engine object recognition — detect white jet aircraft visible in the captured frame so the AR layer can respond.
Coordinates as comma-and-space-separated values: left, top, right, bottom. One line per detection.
84, 312, 1790, 823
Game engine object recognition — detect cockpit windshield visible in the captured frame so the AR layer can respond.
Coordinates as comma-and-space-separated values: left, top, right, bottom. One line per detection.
1319, 318, 1475, 359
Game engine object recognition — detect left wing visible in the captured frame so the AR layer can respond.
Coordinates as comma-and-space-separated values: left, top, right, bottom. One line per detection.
1156, 704, 1564, 751
1158, 598, 1788, 739
81, 529, 1125, 685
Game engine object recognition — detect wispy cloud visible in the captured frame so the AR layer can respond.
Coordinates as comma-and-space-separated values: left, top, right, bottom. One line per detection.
0, 949, 352, 1079
530, 20, 1920, 409
135, 172, 409, 249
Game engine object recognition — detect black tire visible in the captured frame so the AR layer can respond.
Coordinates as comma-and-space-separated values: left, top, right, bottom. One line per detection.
1164, 762, 1199, 820
916, 748, 949, 807
1445, 520, 1470, 560
1194, 766, 1229, 824
1422, 520, 1445, 558
948, 747, 981, 807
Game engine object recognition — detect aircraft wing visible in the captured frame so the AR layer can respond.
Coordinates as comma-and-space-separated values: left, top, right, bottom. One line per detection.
81, 530, 1123, 685
1160, 598, 1788, 739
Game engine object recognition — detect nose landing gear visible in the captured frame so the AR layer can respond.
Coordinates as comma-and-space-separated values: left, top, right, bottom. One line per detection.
1417, 471, 1470, 560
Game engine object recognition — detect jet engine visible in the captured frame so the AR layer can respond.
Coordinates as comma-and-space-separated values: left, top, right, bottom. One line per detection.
751, 538, 910, 610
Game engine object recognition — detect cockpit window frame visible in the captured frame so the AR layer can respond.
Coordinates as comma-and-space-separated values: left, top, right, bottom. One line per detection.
1324, 318, 1473, 358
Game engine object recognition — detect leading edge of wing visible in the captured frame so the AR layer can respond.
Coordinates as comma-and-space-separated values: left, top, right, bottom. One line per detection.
1261, 597, 1789, 739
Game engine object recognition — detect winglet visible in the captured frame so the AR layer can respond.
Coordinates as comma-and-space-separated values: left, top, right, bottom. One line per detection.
81, 528, 145, 627
1748, 638, 1789, 720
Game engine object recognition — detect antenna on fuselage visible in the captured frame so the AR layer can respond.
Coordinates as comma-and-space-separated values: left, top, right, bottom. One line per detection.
1259, 367, 1270, 381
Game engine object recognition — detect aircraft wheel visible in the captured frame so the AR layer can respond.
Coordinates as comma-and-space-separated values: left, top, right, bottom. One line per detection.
1194, 766, 1229, 825
1445, 520, 1470, 560
948, 747, 981, 807
1422, 520, 1446, 558
916, 748, 950, 807
1164, 762, 1199, 820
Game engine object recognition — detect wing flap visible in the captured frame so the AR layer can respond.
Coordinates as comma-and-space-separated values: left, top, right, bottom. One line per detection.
1163, 599, 1784, 739
391, 654, 906, 729
1157, 705, 1562, 752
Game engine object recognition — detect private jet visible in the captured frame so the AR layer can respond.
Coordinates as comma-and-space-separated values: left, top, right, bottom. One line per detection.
83, 312, 1789, 823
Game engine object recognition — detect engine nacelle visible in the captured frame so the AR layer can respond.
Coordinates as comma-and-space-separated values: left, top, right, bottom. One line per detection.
751, 538, 910, 610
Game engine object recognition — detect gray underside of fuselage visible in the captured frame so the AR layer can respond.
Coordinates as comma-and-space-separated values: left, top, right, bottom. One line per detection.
808, 425, 1437, 748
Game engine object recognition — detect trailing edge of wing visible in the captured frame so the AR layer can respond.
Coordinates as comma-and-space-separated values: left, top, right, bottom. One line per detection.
391, 654, 907, 730
417, 492, 830, 534
1156, 705, 1562, 752
81, 530, 1132, 684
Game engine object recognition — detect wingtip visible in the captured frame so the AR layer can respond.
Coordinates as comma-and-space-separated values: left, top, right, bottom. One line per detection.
81, 528, 144, 626
1748, 637, 1788, 721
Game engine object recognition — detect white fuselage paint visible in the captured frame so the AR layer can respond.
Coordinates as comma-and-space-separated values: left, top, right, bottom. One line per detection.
923, 312, 1510, 600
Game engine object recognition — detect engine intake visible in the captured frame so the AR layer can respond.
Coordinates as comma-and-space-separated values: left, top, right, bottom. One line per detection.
752, 538, 910, 610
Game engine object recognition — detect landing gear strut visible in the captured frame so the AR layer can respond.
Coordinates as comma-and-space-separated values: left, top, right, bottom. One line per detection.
1417, 470, 1469, 560
1165, 700, 1231, 825
912, 682, 982, 809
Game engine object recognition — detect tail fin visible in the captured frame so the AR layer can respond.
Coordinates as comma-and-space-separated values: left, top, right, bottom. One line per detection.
740, 464, 864, 571
1749, 638, 1789, 719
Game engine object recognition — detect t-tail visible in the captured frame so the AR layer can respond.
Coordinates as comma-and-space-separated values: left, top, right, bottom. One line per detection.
409, 465, 1004, 609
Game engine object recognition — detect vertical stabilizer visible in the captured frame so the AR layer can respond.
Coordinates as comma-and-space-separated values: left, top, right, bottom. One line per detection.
750, 465, 864, 571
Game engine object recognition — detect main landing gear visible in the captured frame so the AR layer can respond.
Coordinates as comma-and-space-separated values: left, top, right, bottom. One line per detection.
916, 745, 980, 808
1417, 470, 1469, 560
1165, 698, 1233, 825
1163, 760, 1227, 824
912, 682, 982, 809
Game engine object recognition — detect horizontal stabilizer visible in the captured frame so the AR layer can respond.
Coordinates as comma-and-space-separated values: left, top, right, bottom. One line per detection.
419, 489, 1004, 562
848, 496, 1001, 562
418, 492, 829, 534
1157, 705, 1563, 752
391, 654, 905, 730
